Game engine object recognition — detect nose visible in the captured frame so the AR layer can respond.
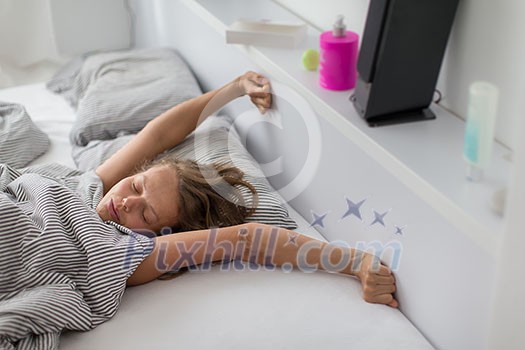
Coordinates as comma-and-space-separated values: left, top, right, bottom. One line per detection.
122, 196, 142, 212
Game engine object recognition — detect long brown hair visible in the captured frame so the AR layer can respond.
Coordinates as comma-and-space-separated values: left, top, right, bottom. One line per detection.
144, 157, 258, 232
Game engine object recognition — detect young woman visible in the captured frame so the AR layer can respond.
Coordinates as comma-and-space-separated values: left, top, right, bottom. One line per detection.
94, 71, 398, 308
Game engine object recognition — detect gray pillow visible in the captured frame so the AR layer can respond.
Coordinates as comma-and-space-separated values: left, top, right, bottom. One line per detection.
0, 102, 50, 168
73, 115, 298, 230
47, 48, 202, 146
169, 115, 298, 230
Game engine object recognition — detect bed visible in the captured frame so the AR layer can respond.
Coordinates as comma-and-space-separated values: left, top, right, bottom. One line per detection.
0, 57, 433, 349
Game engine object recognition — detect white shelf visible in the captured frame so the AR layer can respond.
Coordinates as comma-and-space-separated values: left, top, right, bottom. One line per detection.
182, 0, 511, 256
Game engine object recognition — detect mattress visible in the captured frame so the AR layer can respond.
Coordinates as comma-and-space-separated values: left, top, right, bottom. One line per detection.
0, 83, 434, 350
59, 203, 433, 350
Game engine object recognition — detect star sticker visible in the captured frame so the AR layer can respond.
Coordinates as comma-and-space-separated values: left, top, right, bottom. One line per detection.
394, 225, 406, 236
285, 232, 299, 247
341, 198, 366, 221
310, 211, 328, 228
370, 210, 389, 227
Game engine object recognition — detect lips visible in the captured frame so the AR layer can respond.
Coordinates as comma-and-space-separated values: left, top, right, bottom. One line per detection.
107, 198, 120, 222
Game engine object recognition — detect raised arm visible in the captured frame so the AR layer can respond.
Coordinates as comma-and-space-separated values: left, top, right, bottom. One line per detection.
127, 222, 398, 308
96, 72, 271, 193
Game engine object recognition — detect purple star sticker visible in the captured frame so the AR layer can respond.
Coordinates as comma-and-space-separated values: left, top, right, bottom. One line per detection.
394, 225, 406, 236
310, 211, 328, 228
370, 210, 389, 227
285, 232, 299, 247
341, 197, 366, 221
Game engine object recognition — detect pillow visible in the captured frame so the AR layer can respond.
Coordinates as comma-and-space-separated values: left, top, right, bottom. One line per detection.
45, 52, 92, 108
169, 115, 298, 230
47, 47, 203, 146
0, 102, 50, 168
72, 115, 298, 230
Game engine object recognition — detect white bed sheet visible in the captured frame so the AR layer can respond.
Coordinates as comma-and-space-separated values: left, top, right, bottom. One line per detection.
0, 83, 434, 350
59, 204, 433, 350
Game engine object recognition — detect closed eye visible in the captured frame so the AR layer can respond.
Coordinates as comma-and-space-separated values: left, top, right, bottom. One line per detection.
131, 181, 148, 223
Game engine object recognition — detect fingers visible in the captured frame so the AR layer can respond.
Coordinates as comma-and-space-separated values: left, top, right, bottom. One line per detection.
359, 257, 398, 308
245, 71, 268, 86
250, 95, 272, 114
251, 76, 269, 90
248, 83, 271, 102
361, 269, 395, 285
374, 283, 396, 295
363, 289, 399, 308
243, 71, 270, 92
249, 90, 272, 114
377, 264, 393, 276
242, 71, 272, 113
374, 274, 395, 285
363, 280, 396, 296
388, 299, 399, 308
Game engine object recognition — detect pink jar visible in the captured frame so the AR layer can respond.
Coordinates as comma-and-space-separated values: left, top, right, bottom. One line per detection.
319, 29, 359, 91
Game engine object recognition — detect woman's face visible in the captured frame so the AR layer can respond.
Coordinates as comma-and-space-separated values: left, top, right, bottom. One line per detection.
96, 165, 180, 233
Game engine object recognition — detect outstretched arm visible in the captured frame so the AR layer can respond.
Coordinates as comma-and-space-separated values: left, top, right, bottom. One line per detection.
96, 72, 271, 193
127, 222, 398, 308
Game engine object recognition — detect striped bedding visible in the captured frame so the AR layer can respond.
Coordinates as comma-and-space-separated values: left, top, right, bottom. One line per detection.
46, 47, 202, 147
0, 164, 153, 349
0, 102, 50, 168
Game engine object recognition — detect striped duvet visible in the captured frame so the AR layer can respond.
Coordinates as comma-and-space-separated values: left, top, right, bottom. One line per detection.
0, 102, 50, 168
0, 164, 153, 349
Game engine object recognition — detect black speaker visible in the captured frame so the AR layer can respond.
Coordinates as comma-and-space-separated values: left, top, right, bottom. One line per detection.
352, 0, 459, 127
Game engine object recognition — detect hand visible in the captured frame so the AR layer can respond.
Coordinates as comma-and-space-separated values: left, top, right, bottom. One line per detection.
236, 71, 272, 114
356, 253, 399, 308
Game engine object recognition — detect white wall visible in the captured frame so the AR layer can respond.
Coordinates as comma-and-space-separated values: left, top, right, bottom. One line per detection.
274, 0, 369, 35
0, 0, 63, 86
0, 0, 58, 66
49, 0, 131, 55
274, 0, 525, 150
0, 0, 131, 88
487, 98, 525, 348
